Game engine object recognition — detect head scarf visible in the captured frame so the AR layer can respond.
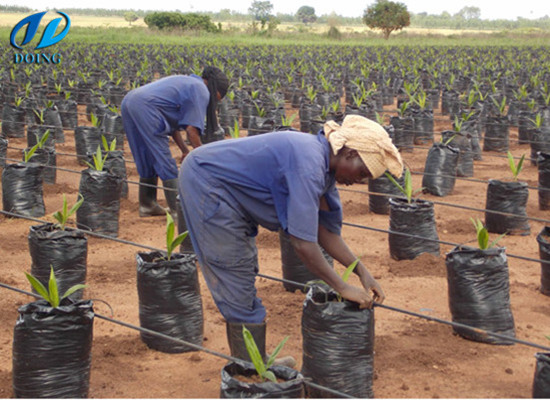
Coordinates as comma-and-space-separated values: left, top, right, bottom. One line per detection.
202, 66, 229, 135
324, 115, 403, 179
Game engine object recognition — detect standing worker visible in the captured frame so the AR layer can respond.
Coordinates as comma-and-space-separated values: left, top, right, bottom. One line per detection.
178, 115, 403, 363
121, 66, 229, 217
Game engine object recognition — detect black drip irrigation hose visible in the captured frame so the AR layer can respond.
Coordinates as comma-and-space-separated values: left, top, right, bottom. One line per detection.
1, 182, 550, 267
341, 220, 550, 266
0, 281, 353, 399
2, 152, 550, 219
6, 144, 137, 165
259, 273, 550, 352
0, 155, 178, 192
408, 170, 550, 193
339, 187, 550, 225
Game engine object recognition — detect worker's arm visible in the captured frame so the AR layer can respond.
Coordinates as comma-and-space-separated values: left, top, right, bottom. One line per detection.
317, 224, 385, 306
289, 234, 375, 309
317, 195, 385, 306
172, 126, 202, 163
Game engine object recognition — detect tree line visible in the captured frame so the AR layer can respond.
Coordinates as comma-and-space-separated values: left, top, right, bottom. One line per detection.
1, 2, 549, 31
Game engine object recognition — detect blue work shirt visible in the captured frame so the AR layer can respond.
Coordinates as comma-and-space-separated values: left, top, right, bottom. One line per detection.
187, 131, 343, 242
127, 74, 209, 135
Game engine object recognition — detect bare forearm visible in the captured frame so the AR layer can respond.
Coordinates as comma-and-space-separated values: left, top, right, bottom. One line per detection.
186, 126, 202, 149
289, 235, 346, 292
172, 130, 190, 155
318, 225, 374, 281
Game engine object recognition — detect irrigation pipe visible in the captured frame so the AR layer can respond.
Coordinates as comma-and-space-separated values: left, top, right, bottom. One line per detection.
2, 153, 550, 221
0, 281, 352, 399
1, 182, 550, 267
339, 187, 550, 225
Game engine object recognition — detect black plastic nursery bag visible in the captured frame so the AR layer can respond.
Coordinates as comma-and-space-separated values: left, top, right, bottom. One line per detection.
12, 299, 94, 398
2, 162, 44, 217
220, 361, 304, 399
422, 143, 459, 196
302, 284, 375, 398
445, 246, 515, 345
137, 251, 203, 353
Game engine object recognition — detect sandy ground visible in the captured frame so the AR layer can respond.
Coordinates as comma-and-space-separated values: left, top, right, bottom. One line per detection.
1, 100, 549, 398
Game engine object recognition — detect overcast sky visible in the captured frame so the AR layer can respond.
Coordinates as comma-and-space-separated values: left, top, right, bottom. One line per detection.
3, 0, 548, 20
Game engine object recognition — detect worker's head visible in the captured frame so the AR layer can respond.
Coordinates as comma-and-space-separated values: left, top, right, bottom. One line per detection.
201, 66, 230, 135
325, 115, 403, 185
202, 66, 229, 100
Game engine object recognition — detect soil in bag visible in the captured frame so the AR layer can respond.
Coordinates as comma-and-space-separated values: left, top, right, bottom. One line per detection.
1, 103, 25, 138
533, 352, 550, 398
536, 226, 550, 296
28, 223, 88, 300
2, 162, 45, 217
76, 169, 122, 236
220, 361, 303, 398
422, 143, 459, 196
537, 152, 550, 210
441, 130, 473, 177
389, 197, 440, 260
485, 179, 530, 236
302, 284, 375, 398
0, 135, 7, 168
12, 299, 94, 398
446, 246, 515, 344
137, 251, 203, 353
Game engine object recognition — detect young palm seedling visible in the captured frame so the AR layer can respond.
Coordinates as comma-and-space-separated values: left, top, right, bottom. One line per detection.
280, 114, 296, 127
491, 96, 507, 117
470, 218, 505, 250
84, 145, 108, 171
165, 211, 188, 261
25, 266, 86, 308
228, 120, 241, 139
53, 194, 84, 231
242, 326, 289, 383
507, 151, 525, 181
23, 130, 50, 163
101, 135, 117, 152
385, 168, 421, 204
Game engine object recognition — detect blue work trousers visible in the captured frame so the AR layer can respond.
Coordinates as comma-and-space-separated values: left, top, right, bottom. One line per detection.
121, 93, 178, 180
178, 157, 266, 324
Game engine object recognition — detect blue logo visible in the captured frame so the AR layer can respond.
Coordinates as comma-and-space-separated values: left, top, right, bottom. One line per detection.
10, 11, 70, 49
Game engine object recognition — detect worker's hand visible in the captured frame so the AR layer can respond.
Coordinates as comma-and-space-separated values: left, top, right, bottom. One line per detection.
180, 151, 189, 163
358, 273, 386, 305
339, 284, 374, 309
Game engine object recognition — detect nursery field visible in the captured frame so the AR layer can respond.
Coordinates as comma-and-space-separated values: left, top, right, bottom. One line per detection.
1, 43, 550, 398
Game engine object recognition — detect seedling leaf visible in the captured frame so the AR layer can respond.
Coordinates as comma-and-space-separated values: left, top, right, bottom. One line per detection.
266, 335, 289, 369
243, 326, 267, 376
48, 267, 60, 308
25, 272, 50, 303
61, 284, 87, 300
488, 232, 507, 249
171, 231, 188, 250
341, 259, 359, 283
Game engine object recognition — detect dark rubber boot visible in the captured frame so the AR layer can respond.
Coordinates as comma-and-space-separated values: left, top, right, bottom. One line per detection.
226, 321, 296, 368
139, 177, 166, 217
162, 179, 179, 220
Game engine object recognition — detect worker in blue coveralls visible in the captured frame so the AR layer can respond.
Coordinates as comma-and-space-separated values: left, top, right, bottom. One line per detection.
121, 66, 229, 217
178, 114, 404, 365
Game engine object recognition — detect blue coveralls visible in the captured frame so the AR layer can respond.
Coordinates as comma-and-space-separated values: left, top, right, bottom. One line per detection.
178, 131, 343, 323
121, 75, 209, 180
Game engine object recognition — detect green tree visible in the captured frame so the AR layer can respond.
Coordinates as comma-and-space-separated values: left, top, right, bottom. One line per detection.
248, 0, 274, 28
455, 6, 481, 20
124, 11, 139, 26
363, 0, 410, 39
296, 5, 317, 24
